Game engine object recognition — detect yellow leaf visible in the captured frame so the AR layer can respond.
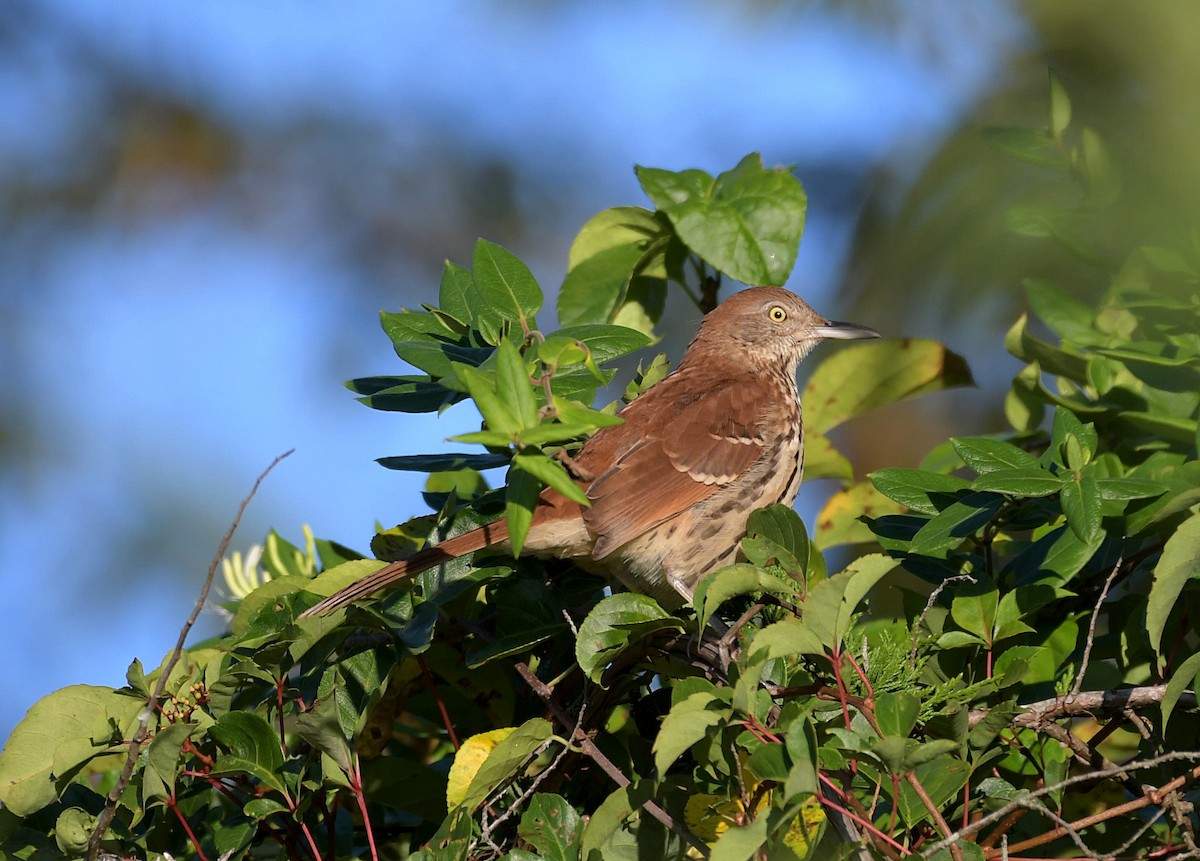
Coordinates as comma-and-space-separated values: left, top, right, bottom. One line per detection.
445, 728, 516, 808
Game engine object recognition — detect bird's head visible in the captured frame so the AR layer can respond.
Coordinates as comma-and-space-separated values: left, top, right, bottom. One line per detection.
685, 285, 879, 373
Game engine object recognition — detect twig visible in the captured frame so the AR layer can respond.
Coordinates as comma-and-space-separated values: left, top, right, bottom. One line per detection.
1073, 559, 1121, 696
923, 751, 1200, 858
511, 660, 709, 857
968, 685, 1197, 729
910, 575, 976, 668
86, 449, 294, 861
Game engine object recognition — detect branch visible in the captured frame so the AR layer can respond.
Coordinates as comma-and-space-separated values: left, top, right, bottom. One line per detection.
968, 685, 1197, 729
87, 450, 294, 861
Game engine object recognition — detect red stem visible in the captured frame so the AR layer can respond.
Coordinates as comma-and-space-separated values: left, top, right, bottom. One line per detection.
351, 754, 379, 861
418, 655, 460, 751
167, 796, 211, 861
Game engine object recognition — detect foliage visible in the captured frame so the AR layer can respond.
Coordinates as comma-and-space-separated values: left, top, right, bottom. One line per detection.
3, 85, 1200, 861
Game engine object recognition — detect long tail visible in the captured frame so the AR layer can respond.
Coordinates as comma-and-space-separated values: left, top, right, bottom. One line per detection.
300, 519, 509, 617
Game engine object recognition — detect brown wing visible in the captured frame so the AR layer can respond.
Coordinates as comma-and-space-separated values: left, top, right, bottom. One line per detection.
581, 368, 765, 559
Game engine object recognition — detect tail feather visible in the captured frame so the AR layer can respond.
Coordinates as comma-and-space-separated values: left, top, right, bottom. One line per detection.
300, 520, 508, 617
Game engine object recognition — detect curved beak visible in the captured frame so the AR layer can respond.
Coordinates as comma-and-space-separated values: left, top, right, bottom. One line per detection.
812, 320, 880, 340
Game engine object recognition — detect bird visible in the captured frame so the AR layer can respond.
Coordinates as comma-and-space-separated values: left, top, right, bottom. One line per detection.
303, 286, 878, 617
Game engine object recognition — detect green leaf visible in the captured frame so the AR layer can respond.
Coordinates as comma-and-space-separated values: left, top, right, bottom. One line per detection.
377, 452, 511, 473
749, 618, 826, 660
875, 692, 921, 739
1147, 512, 1200, 657
709, 815, 769, 861
981, 126, 1068, 170
550, 324, 653, 365
951, 437, 1039, 474
743, 504, 815, 577
349, 375, 459, 413
1047, 68, 1072, 140
558, 243, 643, 326
209, 712, 285, 774
473, 239, 543, 330
504, 464, 540, 556
294, 694, 354, 775
971, 467, 1063, 498
439, 260, 478, 326
1003, 522, 1101, 586
804, 339, 974, 435
910, 492, 1004, 558
518, 793, 583, 861
575, 594, 683, 683
869, 468, 972, 515
495, 338, 538, 430
0, 685, 142, 816
653, 691, 727, 775
802, 554, 895, 650
381, 309, 490, 379
456, 363, 519, 437
511, 452, 589, 506
894, 756, 970, 828
1024, 279, 1095, 344
693, 564, 802, 629
1060, 464, 1103, 543
460, 718, 553, 812
142, 722, 197, 803
950, 577, 998, 644
638, 153, 807, 286
1162, 651, 1200, 732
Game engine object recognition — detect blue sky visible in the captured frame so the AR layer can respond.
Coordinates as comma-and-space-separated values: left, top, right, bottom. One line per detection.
0, 1, 1024, 740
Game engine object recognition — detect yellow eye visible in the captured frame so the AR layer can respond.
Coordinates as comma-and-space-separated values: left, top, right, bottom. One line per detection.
768, 305, 788, 323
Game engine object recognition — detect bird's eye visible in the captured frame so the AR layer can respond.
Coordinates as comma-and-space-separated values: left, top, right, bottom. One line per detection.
768, 305, 788, 323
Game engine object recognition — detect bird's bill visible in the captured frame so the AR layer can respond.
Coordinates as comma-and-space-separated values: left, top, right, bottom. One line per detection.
812, 320, 881, 340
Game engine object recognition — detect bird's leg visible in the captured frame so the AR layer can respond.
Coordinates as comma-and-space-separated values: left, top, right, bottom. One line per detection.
555, 449, 596, 483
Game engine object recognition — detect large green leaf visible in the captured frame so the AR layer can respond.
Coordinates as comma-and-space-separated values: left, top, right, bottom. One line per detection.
804, 339, 973, 435
653, 691, 727, 775
518, 793, 583, 861
1147, 512, 1200, 657
870, 468, 972, 515
574, 594, 683, 683
636, 153, 807, 286
472, 239, 543, 331
0, 686, 143, 816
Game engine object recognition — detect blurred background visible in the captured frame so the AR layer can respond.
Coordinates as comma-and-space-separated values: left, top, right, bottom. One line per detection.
3, 0, 1197, 741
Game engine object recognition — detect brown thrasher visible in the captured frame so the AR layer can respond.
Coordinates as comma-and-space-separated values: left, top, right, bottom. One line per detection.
304, 286, 878, 616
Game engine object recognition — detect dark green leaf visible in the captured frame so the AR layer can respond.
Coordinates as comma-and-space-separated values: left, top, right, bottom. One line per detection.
575, 594, 683, 683
910, 492, 1004, 557
869, 468, 972, 515
694, 564, 803, 629
519, 793, 583, 861
504, 464, 541, 556
951, 437, 1039, 474
377, 452, 511, 473
971, 468, 1063, 497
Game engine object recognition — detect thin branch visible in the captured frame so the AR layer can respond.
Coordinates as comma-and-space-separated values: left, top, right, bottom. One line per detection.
511, 659, 710, 857
910, 575, 976, 668
1073, 559, 1121, 696
968, 685, 1197, 730
87, 450, 293, 861
924, 751, 1200, 858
